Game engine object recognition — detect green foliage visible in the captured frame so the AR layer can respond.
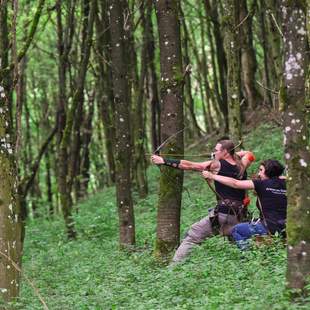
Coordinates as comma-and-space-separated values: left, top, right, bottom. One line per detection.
243, 123, 284, 175
11, 124, 309, 309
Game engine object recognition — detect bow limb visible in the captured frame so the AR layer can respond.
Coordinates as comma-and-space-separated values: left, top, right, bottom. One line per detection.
152, 128, 189, 197
153, 127, 186, 155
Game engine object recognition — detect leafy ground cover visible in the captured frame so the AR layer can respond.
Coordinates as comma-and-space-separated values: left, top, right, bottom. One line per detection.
7, 124, 310, 309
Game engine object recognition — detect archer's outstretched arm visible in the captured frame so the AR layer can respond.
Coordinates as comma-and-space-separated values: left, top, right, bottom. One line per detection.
151, 154, 219, 172
202, 171, 255, 190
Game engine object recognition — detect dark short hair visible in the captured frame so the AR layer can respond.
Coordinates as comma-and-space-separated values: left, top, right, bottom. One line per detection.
261, 160, 285, 178
217, 136, 230, 142
218, 139, 235, 156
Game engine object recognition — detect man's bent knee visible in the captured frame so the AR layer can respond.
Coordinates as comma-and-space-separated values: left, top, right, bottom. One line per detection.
187, 217, 214, 242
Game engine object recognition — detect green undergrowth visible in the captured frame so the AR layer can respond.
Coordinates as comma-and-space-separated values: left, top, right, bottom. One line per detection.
10, 123, 310, 309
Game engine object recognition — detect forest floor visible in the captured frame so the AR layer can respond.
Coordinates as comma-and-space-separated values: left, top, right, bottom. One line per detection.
6, 123, 310, 309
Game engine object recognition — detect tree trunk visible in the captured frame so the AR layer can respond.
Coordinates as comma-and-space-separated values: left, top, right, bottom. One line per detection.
223, 0, 242, 142
180, 5, 203, 138
239, 0, 261, 110
205, 0, 228, 132
258, 0, 273, 106
187, 17, 216, 133
204, 7, 222, 127
45, 150, 54, 216
95, 0, 116, 184
132, 2, 149, 198
154, 0, 184, 259
15, 57, 27, 158
281, 0, 310, 296
0, 2, 12, 127
56, 0, 77, 239
145, 0, 161, 151
80, 91, 95, 198
108, 0, 135, 247
198, 8, 218, 131
266, 0, 282, 109
64, 0, 95, 203
0, 2, 22, 301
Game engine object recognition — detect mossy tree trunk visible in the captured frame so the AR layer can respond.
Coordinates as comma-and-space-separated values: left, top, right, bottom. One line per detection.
108, 0, 135, 247
281, 0, 310, 295
223, 0, 242, 142
154, 0, 184, 259
0, 100, 22, 301
0, 2, 22, 302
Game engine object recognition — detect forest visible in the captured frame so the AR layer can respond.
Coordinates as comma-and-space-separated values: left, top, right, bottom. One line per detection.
0, 0, 309, 309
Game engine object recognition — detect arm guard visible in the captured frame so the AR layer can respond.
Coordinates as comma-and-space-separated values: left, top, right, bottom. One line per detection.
163, 158, 180, 169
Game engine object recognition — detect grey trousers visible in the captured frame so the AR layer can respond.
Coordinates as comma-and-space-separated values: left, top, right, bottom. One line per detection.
172, 212, 239, 262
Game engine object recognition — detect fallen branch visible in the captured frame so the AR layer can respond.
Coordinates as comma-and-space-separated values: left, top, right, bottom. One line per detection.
234, 11, 250, 30
256, 80, 279, 94
269, 12, 284, 37
0, 250, 49, 310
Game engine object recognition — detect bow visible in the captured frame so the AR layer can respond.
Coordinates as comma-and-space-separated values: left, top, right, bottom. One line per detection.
153, 127, 187, 155
153, 127, 192, 198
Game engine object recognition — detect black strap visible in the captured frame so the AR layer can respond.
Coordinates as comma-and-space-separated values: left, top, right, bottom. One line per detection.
163, 158, 180, 168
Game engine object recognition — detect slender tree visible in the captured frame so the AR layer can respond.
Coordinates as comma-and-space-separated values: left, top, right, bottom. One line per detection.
154, 0, 184, 259
281, 0, 310, 296
188, 7, 218, 132
204, 5, 223, 127
56, 0, 77, 239
108, 0, 135, 246
239, 0, 261, 110
95, 0, 116, 184
79, 90, 95, 197
267, 0, 282, 107
69, 0, 93, 203
57, 0, 95, 238
180, 5, 203, 138
131, 2, 149, 198
145, 0, 161, 151
258, 0, 273, 105
204, 0, 228, 131
223, 0, 242, 142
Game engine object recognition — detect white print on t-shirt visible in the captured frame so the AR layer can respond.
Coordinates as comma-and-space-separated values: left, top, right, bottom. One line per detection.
266, 187, 287, 195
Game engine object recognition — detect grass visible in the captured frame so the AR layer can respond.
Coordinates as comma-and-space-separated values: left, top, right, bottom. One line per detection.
6, 123, 310, 309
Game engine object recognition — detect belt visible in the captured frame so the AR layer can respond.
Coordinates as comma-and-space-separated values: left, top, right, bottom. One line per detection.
216, 198, 244, 215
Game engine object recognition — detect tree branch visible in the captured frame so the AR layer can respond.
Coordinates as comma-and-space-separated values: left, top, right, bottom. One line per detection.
0, 0, 46, 76
20, 121, 58, 198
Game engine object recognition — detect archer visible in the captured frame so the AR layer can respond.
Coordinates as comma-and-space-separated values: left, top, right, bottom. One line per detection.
151, 138, 255, 263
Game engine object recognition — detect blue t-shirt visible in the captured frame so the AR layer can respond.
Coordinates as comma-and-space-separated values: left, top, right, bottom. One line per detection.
252, 178, 287, 234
